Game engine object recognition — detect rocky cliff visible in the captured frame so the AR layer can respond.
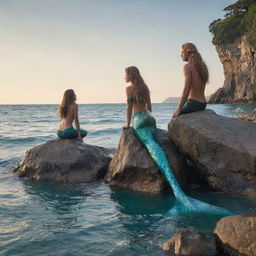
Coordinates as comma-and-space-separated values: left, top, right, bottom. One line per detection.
209, 36, 256, 103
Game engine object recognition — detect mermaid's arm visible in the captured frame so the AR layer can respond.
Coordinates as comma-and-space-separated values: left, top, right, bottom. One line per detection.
74, 104, 81, 140
147, 94, 152, 112
125, 87, 133, 127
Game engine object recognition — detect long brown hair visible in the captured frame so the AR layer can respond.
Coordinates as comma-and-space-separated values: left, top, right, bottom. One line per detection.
125, 66, 150, 105
182, 43, 209, 84
58, 89, 76, 119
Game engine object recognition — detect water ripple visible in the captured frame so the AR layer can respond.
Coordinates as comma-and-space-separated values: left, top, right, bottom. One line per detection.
0, 104, 256, 256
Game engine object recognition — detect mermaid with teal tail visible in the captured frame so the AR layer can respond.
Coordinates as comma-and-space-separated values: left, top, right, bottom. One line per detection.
124, 66, 232, 215
57, 89, 87, 141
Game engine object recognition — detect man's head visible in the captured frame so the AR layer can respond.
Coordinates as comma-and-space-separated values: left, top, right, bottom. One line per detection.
181, 43, 198, 62
181, 43, 209, 84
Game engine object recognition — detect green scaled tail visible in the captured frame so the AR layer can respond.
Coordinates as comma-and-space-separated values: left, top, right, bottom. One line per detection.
132, 110, 233, 216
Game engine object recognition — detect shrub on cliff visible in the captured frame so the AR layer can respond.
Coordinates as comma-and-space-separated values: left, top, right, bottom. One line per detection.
209, 0, 256, 48
242, 2, 256, 48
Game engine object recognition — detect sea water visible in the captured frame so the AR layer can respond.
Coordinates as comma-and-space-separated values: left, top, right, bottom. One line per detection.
0, 103, 256, 256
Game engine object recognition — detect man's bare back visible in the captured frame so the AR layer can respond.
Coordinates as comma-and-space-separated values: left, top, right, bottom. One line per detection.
186, 62, 206, 103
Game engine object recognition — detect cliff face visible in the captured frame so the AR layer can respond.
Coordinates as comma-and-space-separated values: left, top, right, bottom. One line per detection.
209, 36, 256, 103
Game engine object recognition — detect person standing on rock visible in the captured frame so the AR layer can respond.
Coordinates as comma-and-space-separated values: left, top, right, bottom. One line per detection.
57, 89, 87, 141
172, 43, 208, 118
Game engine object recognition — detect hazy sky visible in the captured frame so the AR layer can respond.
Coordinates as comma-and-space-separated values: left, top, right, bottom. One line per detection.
0, 0, 235, 104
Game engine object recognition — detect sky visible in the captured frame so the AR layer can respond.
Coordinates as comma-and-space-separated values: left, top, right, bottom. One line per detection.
0, 0, 235, 104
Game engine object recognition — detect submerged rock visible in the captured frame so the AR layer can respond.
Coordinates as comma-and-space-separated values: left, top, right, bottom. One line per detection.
168, 109, 256, 195
237, 110, 256, 123
13, 139, 112, 182
162, 227, 216, 256
105, 128, 188, 193
214, 214, 256, 256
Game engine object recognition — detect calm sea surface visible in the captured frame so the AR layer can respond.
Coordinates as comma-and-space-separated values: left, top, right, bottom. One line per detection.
0, 103, 256, 256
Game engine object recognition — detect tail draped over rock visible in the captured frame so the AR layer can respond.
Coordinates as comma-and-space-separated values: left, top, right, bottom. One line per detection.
132, 110, 233, 216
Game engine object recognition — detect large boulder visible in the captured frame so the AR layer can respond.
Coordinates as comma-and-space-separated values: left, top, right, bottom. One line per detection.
13, 139, 112, 182
105, 128, 188, 193
168, 110, 256, 195
214, 214, 256, 256
162, 227, 216, 256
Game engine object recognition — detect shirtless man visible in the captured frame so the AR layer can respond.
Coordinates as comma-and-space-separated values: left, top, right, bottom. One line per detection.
172, 43, 208, 118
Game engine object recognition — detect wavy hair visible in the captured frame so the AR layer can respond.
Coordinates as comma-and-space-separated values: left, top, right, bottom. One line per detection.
58, 89, 76, 119
182, 43, 209, 84
125, 66, 150, 105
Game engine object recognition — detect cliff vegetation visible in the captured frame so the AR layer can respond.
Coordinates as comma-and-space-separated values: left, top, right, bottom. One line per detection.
209, 0, 256, 49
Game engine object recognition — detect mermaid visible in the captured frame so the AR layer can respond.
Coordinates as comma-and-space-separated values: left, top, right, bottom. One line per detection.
123, 66, 232, 215
57, 89, 87, 141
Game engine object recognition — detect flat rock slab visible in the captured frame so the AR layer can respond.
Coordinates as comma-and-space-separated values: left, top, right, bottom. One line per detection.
168, 109, 256, 195
105, 128, 188, 193
14, 139, 112, 182
214, 214, 256, 256
162, 227, 216, 256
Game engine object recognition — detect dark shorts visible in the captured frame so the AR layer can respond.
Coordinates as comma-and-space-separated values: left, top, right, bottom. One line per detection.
57, 127, 87, 139
180, 98, 206, 115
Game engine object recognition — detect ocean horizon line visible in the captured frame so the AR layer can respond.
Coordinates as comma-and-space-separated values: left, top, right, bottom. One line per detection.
0, 102, 166, 106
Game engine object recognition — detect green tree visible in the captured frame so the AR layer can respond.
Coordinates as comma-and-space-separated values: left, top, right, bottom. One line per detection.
209, 0, 256, 48
223, 0, 253, 17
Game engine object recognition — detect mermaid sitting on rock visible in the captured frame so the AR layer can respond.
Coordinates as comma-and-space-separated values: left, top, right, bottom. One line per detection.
57, 89, 87, 141
123, 66, 232, 215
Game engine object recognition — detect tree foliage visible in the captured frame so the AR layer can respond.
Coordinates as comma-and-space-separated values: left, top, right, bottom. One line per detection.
209, 0, 256, 48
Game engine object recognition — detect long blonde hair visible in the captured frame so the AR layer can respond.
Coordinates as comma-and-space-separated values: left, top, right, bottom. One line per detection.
125, 66, 150, 105
58, 89, 76, 119
182, 43, 209, 84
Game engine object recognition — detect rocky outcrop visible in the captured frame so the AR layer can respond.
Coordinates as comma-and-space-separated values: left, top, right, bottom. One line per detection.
168, 110, 256, 195
209, 36, 256, 103
237, 109, 256, 123
214, 214, 256, 256
105, 128, 188, 193
13, 139, 112, 182
162, 227, 216, 256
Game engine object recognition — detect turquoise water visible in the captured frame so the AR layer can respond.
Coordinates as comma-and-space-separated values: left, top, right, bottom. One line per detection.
0, 103, 256, 256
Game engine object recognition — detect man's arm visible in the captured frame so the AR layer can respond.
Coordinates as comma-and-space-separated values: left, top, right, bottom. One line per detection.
172, 64, 192, 117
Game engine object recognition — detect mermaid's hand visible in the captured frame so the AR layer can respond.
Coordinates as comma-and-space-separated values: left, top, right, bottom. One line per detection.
122, 125, 130, 129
